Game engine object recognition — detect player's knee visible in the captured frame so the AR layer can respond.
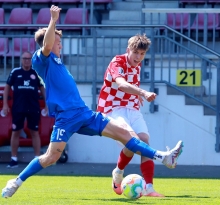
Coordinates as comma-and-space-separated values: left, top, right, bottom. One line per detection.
40, 154, 59, 167
138, 133, 150, 144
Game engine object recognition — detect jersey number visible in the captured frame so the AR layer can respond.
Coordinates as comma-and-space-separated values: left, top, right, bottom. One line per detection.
56, 128, 65, 140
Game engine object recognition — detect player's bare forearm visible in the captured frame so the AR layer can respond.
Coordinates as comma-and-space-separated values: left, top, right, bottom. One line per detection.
42, 5, 61, 56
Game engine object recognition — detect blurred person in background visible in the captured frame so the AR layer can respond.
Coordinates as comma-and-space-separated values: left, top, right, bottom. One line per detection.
2, 51, 46, 168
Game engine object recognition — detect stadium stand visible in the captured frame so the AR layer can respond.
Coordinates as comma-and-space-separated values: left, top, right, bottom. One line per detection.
179, 0, 207, 7
8, 8, 32, 31
33, 7, 61, 28
0, 8, 5, 31
0, 8, 4, 24
59, 8, 89, 32
0, 38, 8, 56
0, 86, 54, 148
166, 13, 190, 30
6, 38, 36, 57
190, 13, 220, 30
157, 13, 190, 35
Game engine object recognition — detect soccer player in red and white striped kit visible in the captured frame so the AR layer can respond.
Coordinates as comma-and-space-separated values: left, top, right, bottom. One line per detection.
97, 34, 166, 197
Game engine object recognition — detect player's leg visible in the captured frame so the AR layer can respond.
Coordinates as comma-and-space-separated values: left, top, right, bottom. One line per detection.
138, 133, 164, 197
2, 123, 68, 198
27, 111, 41, 157
102, 118, 183, 168
106, 108, 135, 195
7, 112, 26, 168
129, 111, 164, 197
112, 147, 133, 194
2, 141, 66, 198
78, 109, 183, 168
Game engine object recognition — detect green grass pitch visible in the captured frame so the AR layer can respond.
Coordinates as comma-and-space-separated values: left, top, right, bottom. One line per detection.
0, 176, 220, 205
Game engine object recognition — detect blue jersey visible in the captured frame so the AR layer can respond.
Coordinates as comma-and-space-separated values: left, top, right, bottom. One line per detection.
32, 49, 86, 116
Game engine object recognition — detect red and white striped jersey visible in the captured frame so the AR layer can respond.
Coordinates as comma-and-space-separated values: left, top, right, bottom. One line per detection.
97, 54, 141, 114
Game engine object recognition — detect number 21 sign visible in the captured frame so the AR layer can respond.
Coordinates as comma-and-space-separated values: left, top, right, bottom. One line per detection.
176, 69, 201, 86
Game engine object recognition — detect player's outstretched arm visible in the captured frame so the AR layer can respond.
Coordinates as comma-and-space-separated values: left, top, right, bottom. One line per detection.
42, 5, 61, 57
115, 77, 156, 102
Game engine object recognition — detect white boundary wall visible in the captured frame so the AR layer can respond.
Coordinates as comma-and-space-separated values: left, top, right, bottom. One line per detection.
67, 84, 220, 166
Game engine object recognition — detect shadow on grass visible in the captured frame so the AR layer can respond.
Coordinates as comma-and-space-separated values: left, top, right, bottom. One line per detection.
81, 198, 156, 204
166, 195, 210, 199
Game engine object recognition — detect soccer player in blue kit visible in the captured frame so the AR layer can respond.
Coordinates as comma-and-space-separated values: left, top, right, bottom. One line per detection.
2, 5, 183, 198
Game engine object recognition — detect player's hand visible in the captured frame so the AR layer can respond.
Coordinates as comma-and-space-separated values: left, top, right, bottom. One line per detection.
50, 5, 61, 22
143, 91, 156, 102
138, 96, 144, 106
2, 105, 10, 116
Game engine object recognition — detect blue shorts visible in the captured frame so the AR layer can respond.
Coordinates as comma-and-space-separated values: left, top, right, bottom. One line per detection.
50, 106, 110, 142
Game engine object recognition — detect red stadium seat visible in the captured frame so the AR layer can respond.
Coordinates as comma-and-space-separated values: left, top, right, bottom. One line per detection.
7, 38, 36, 57
8, 8, 32, 30
0, 38, 9, 56
36, 8, 61, 25
190, 13, 220, 30
166, 13, 190, 30
60, 8, 89, 31
0, 8, 6, 30
0, 8, 4, 24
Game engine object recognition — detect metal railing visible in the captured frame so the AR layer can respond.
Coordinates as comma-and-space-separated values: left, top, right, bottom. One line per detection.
0, 23, 219, 152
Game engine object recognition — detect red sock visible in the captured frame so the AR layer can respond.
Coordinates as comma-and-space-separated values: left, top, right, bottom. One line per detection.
117, 150, 133, 170
140, 160, 154, 184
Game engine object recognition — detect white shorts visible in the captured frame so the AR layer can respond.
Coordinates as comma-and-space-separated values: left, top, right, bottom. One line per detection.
106, 107, 150, 136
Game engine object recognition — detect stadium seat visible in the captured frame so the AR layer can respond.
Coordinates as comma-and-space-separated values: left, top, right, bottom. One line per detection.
0, 8, 4, 24
190, 13, 220, 30
6, 38, 36, 57
60, 8, 89, 31
8, 8, 32, 30
0, 8, 5, 31
34, 8, 61, 26
0, 38, 9, 56
166, 13, 190, 30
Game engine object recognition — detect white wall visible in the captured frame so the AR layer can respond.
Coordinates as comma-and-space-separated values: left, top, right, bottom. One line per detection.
67, 84, 220, 166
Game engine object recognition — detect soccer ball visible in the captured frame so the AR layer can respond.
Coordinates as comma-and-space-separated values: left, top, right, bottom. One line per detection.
121, 174, 146, 199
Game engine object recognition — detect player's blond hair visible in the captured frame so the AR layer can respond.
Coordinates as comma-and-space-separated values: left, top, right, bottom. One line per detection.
127, 34, 151, 51
35, 28, 62, 47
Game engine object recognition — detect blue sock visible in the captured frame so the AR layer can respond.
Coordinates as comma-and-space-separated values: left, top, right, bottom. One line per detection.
125, 137, 156, 159
18, 157, 43, 181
